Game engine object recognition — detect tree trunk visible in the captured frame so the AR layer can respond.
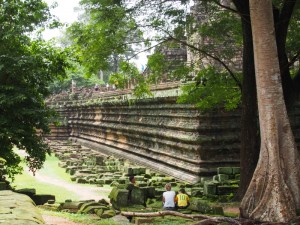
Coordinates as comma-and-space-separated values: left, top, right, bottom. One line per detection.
240, 0, 300, 222
232, 0, 259, 199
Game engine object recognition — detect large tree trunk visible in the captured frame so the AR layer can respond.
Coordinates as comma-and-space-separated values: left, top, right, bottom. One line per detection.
240, 0, 300, 222
232, 0, 259, 199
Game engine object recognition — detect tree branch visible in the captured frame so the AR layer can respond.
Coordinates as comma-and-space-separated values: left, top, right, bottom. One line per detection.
211, 0, 238, 14
125, 38, 170, 61
165, 34, 242, 90
278, 0, 297, 43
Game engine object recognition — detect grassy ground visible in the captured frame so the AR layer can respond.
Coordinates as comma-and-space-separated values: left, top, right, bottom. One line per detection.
10, 151, 239, 225
40, 209, 122, 225
11, 153, 109, 202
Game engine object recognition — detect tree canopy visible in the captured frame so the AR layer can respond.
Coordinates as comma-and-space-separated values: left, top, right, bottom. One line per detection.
0, 0, 69, 178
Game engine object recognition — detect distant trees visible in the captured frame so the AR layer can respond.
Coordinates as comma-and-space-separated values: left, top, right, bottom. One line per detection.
0, 0, 69, 178
66, 0, 143, 80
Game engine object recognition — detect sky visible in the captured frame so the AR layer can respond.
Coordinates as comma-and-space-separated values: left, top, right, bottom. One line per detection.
43, 0, 80, 40
43, 0, 148, 69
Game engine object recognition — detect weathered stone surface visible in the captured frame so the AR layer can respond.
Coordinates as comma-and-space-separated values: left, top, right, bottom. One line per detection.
217, 167, 233, 175
32, 194, 55, 205
189, 198, 224, 215
46, 95, 242, 183
217, 186, 239, 195
15, 188, 36, 198
130, 187, 145, 206
109, 188, 129, 209
191, 187, 203, 197
0, 190, 45, 224
203, 182, 217, 195
100, 209, 116, 218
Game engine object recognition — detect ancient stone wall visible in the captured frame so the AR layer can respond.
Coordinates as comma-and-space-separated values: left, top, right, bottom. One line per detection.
46, 87, 300, 184
47, 90, 241, 183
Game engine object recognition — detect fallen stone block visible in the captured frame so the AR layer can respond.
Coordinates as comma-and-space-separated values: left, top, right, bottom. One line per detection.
15, 188, 36, 198
217, 186, 239, 195
189, 198, 224, 215
203, 182, 217, 195
109, 188, 129, 209
100, 209, 116, 218
32, 194, 55, 205
217, 167, 232, 175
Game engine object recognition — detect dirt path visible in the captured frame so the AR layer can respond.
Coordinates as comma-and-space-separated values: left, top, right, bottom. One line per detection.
19, 150, 111, 201
30, 169, 110, 201
42, 215, 87, 225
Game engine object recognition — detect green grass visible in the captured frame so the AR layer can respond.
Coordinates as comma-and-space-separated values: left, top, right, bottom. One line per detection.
11, 154, 109, 202
38, 154, 74, 181
11, 162, 80, 202
40, 209, 124, 225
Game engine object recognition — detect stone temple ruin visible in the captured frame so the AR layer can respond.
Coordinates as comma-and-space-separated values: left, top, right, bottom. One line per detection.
44, 139, 241, 217
45, 88, 242, 184
45, 83, 300, 185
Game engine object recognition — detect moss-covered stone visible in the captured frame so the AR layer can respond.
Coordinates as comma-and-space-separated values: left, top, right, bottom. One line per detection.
191, 188, 203, 197
217, 167, 232, 175
131, 187, 145, 206
217, 186, 239, 195
0, 182, 7, 190
95, 208, 104, 217
189, 198, 224, 215
232, 167, 240, 175
109, 187, 129, 209
77, 201, 98, 213
15, 188, 36, 198
203, 182, 217, 195
81, 205, 109, 214
100, 209, 116, 218
32, 194, 55, 205
217, 174, 229, 182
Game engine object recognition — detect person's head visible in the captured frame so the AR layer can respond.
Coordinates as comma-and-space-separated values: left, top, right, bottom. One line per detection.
165, 183, 172, 191
129, 175, 135, 184
179, 188, 185, 194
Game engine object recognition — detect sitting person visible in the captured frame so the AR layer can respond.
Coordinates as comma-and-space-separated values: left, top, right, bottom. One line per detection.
162, 183, 176, 210
175, 188, 190, 209
127, 176, 136, 203
129, 175, 137, 186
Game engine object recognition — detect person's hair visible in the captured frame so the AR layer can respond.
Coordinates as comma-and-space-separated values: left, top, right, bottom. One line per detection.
165, 183, 172, 190
179, 188, 186, 194
129, 175, 135, 182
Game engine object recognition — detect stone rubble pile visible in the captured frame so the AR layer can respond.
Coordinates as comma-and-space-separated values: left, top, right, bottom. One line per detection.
44, 139, 242, 216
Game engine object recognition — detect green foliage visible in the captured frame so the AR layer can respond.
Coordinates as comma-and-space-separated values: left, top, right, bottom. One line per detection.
286, 3, 300, 66
66, 0, 143, 76
0, 0, 69, 178
48, 61, 104, 94
109, 61, 153, 98
147, 52, 169, 83
177, 67, 241, 111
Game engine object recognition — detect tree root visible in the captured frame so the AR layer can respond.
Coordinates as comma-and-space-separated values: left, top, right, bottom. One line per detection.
121, 211, 300, 225
121, 211, 241, 224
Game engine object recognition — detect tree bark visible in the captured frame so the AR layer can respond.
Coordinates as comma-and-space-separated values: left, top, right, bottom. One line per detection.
232, 0, 259, 199
240, 0, 300, 222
